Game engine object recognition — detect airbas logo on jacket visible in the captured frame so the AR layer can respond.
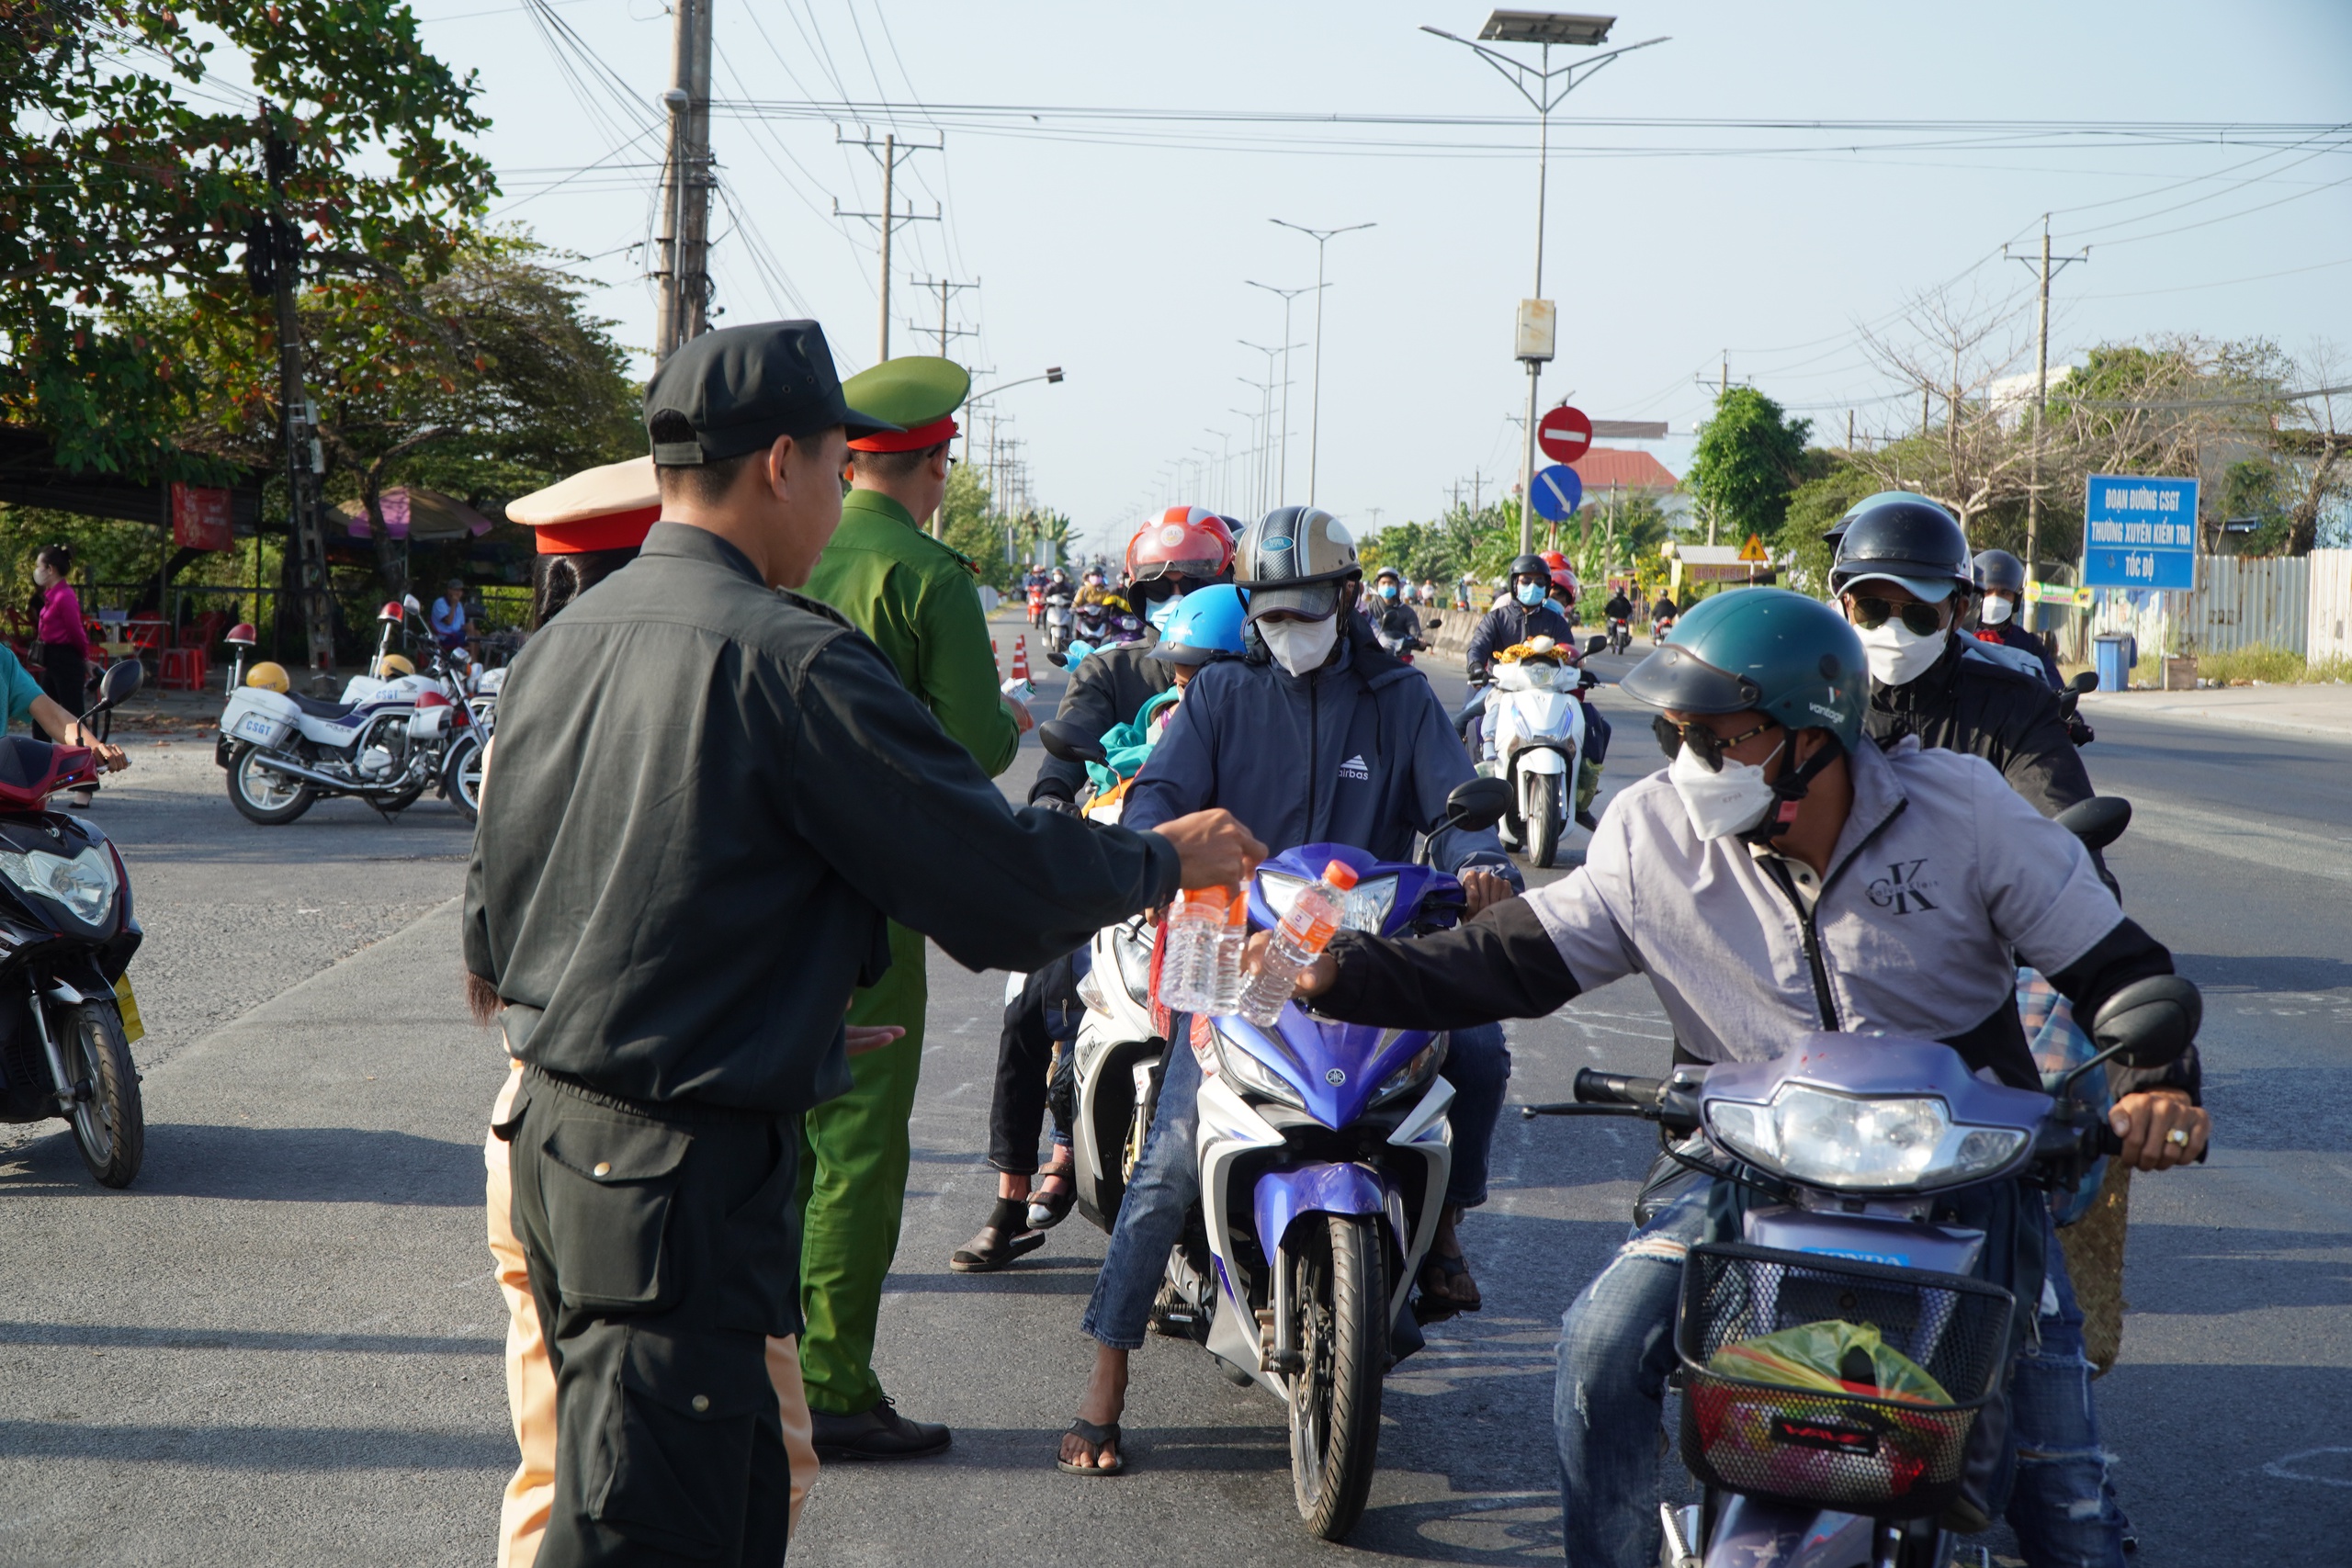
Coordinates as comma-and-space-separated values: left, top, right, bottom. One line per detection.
1338, 754, 1370, 781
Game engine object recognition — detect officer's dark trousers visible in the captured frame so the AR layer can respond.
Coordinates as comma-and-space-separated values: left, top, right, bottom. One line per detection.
503, 1067, 798, 1568
986, 953, 1082, 1176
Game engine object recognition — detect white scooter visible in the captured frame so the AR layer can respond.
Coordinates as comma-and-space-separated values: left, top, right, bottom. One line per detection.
1476, 635, 1604, 870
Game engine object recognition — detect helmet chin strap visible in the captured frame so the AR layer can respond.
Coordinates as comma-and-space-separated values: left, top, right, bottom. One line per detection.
1741, 731, 1845, 846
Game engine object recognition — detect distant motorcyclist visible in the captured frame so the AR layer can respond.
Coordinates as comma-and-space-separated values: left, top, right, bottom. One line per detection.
1362, 565, 1426, 659
1055, 506, 1523, 1476
1601, 587, 1633, 625
1831, 493, 2093, 825
1648, 592, 1678, 633
1971, 547, 2067, 692
1280, 588, 2207, 1568
1466, 553, 1576, 685
1073, 568, 1116, 610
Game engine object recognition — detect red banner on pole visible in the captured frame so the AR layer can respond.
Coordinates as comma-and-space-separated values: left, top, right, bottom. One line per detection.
171, 483, 233, 551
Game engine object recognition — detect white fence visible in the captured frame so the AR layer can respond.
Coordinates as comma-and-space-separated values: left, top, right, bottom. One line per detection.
2083, 550, 2349, 662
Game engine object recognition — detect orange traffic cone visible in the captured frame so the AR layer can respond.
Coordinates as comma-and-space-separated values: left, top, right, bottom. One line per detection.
1012, 637, 1030, 683
990, 637, 1000, 678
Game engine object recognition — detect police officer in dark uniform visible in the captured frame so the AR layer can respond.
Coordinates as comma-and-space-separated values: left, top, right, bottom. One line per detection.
1829, 491, 2095, 823
463, 320, 1263, 1567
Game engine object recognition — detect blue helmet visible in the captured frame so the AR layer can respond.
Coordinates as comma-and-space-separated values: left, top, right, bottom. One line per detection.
1149, 583, 1248, 667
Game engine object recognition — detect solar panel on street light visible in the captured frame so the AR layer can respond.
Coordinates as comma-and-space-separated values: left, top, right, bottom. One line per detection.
1478, 10, 1615, 45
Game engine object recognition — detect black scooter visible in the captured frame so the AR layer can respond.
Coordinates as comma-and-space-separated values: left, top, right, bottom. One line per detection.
0, 660, 148, 1187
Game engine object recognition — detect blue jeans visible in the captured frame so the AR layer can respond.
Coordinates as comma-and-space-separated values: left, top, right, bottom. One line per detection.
1552, 1187, 2124, 1568
1080, 1021, 1512, 1351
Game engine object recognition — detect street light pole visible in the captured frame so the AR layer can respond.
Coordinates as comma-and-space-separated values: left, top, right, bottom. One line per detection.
1422, 14, 1667, 551
1247, 281, 1318, 506
1271, 220, 1374, 505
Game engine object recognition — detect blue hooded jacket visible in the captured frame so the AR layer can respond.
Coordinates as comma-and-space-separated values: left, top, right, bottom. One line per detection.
1124, 615, 1519, 883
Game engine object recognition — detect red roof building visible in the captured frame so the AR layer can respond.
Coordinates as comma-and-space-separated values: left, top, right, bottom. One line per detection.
1569, 447, 1679, 493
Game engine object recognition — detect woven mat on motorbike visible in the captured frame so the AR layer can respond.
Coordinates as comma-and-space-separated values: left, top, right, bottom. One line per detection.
2056, 1164, 2132, 1378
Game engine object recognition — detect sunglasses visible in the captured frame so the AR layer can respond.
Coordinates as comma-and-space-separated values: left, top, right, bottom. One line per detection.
1845, 594, 1947, 637
1653, 715, 1780, 773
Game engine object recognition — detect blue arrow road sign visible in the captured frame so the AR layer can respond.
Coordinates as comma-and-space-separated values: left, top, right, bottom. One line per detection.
1531, 463, 1583, 521
2081, 474, 2198, 592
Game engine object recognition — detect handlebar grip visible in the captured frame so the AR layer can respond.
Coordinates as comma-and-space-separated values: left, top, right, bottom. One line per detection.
1574, 1067, 1667, 1106
2093, 1123, 2125, 1158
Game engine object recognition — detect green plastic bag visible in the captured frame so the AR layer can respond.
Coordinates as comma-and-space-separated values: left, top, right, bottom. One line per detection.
1709, 1319, 1951, 1407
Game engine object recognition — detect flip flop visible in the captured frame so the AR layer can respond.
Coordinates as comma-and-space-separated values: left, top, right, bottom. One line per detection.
1057, 1417, 1125, 1477
1413, 1251, 1483, 1325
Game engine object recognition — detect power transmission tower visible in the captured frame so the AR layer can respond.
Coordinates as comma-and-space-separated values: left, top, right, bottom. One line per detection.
910, 275, 978, 357
835, 131, 943, 362
2007, 217, 2089, 584
251, 106, 334, 682
652, 0, 714, 362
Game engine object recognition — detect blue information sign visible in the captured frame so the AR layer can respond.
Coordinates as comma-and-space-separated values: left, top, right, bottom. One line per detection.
1530, 463, 1583, 521
2081, 474, 2198, 591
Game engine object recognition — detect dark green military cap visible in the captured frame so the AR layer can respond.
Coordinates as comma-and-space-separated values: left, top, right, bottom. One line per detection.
842, 355, 970, 452
645, 321, 899, 465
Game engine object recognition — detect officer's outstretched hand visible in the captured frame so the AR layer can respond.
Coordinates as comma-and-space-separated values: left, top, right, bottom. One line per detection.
1155, 809, 1267, 891
1244, 931, 1337, 1002
846, 1025, 905, 1055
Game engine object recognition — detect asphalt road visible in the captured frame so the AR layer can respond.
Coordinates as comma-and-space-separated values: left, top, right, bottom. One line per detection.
0, 625, 2344, 1566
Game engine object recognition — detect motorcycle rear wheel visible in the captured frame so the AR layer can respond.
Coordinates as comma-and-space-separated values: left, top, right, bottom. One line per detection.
1288, 1213, 1385, 1540
60, 999, 142, 1188
441, 732, 484, 824
1525, 773, 1561, 869
227, 742, 316, 826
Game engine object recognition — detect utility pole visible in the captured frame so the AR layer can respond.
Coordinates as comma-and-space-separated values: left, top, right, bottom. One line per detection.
1271, 220, 1374, 504
2007, 217, 2088, 586
911, 275, 978, 357
652, 0, 714, 362
1245, 284, 1317, 506
1847, 408, 1855, 451
835, 130, 943, 362
252, 107, 334, 682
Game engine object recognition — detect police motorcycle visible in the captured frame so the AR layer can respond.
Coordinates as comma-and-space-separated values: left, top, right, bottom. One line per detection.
215, 595, 483, 825
0, 660, 151, 1188
1526, 799, 2184, 1568
1475, 634, 1606, 870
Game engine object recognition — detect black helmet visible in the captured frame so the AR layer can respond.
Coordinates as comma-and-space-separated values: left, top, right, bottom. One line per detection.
1973, 548, 2026, 594
1828, 491, 1973, 601
1508, 553, 1550, 581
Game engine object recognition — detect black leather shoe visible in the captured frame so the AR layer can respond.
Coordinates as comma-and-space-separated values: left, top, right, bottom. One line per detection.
811, 1395, 952, 1461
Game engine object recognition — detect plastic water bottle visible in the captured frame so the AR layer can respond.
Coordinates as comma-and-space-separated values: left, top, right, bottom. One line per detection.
1155, 886, 1229, 1013
1238, 860, 1360, 1028
1205, 890, 1250, 1017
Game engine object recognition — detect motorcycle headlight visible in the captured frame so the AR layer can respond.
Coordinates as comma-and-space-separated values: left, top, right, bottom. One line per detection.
1113, 927, 1154, 1005
1372, 1034, 1447, 1105
1520, 661, 1564, 691
1258, 871, 1395, 934
1213, 1027, 1306, 1110
1074, 963, 1108, 1014
1706, 1085, 2029, 1192
0, 845, 117, 927
1257, 869, 1312, 927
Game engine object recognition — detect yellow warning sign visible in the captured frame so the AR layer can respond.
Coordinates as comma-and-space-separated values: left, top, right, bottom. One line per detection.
1736, 534, 1770, 563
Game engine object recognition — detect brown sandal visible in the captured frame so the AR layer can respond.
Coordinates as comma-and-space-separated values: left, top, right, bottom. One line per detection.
950, 1197, 1046, 1273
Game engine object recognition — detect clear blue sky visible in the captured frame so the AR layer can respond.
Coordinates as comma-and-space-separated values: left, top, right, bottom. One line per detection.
411, 0, 2352, 556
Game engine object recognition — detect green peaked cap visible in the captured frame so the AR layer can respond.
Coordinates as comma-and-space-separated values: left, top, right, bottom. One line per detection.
841, 355, 970, 448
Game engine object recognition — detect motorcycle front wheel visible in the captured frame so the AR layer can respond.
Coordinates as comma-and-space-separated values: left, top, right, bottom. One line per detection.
59, 999, 142, 1188
1525, 773, 1561, 869
441, 732, 484, 824
227, 742, 316, 826
1288, 1213, 1386, 1540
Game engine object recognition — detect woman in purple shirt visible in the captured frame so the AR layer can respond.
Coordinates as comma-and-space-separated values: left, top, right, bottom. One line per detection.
31, 544, 88, 717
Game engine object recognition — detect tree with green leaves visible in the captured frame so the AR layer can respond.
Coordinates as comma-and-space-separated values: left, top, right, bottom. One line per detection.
1688, 388, 1813, 546
3, 0, 495, 478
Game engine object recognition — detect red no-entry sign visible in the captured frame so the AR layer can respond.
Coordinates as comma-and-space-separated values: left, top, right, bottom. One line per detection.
1537, 404, 1593, 464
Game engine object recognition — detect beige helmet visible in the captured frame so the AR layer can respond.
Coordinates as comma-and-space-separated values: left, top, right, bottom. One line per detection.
1234, 506, 1359, 622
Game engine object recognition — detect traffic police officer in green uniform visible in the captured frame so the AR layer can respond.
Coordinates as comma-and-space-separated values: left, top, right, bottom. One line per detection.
465, 320, 1262, 1564
796, 354, 1029, 1458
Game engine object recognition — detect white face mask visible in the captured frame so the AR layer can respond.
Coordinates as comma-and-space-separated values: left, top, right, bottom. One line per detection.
1979, 593, 2014, 626
1259, 615, 1339, 677
1148, 592, 1182, 632
1668, 738, 1784, 840
1856, 618, 1949, 686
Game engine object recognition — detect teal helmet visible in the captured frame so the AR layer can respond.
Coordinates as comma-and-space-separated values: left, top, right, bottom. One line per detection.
1618, 588, 1868, 752
1149, 582, 1248, 666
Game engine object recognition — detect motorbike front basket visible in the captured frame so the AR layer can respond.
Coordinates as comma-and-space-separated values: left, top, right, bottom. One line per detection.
1675, 1242, 2013, 1521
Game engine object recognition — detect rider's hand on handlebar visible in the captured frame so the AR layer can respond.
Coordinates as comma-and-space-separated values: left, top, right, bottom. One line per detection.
1459, 869, 1514, 917
2109, 1089, 2209, 1171
1154, 809, 1268, 891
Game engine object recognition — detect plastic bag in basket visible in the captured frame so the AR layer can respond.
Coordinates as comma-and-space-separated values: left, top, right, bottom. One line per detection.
1697, 1320, 1956, 1504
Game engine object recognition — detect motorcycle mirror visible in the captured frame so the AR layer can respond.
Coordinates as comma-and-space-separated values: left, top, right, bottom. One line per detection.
2053, 795, 2132, 852
2070, 670, 2100, 696
1442, 776, 1513, 833
403, 593, 424, 615
1036, 719, 1109, 768
2080, 975, 2200, 1075
96, 658, 143, 709
1585, 635, 1608, 657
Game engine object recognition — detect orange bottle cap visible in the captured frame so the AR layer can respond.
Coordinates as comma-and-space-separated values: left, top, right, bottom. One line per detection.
1321, 860, 1360, 891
